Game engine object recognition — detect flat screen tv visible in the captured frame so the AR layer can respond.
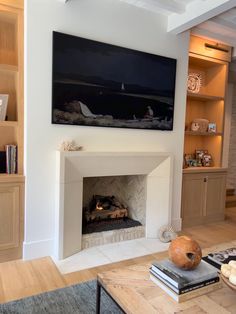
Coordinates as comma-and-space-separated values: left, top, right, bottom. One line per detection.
52, 31, 177, 130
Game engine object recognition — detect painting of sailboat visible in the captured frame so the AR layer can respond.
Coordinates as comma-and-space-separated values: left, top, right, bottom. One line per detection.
52, 32, 177, 130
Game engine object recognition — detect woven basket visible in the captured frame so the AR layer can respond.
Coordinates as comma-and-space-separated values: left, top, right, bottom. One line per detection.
192, 118, 209, 132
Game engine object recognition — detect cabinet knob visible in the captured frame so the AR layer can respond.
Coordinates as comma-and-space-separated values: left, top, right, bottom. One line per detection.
204, 177, 208, 182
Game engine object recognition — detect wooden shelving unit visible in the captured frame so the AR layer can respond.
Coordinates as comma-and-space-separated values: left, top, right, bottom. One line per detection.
0, 2, 23, 175
0, 0, 24, 262
184, 49, 228, 168
181, 35, 231, 228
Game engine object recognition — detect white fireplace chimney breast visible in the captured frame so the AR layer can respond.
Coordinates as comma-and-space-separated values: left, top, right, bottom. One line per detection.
55, 152, 173, 259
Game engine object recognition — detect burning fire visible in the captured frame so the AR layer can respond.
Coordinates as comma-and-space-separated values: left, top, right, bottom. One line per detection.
96, 202, 103, 211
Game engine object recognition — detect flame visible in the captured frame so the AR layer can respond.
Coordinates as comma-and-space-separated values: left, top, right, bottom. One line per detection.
96, 202, 103, 211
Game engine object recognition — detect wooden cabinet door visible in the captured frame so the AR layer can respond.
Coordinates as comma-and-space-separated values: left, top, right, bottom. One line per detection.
0, 182, 24, 262
205, 173, 226, 221
182, 171, 226, 227
182, 174, 205, 227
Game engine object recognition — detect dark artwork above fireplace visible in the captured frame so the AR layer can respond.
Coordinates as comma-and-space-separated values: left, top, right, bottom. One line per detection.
52, 32, 177, 130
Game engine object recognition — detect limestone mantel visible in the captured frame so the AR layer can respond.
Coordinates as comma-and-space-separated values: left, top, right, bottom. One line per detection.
55, 151, 173, 260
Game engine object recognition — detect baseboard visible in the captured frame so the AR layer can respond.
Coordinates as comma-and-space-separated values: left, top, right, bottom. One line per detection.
23, 238, 54, 260
171, 218, 182, 232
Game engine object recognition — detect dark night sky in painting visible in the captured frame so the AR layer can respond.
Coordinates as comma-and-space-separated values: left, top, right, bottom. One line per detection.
52, 31, 177, 129
53, 32, 176, 95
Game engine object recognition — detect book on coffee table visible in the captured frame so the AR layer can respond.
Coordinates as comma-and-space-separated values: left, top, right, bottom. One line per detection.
150, 268, 219, 295
150, 274, 222, 303
207, 247, 236, 265
150, 259, 218, 289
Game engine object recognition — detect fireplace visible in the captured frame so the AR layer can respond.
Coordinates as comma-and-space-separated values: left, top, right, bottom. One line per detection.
81, 175, 146, 248
55, 152, 173, 260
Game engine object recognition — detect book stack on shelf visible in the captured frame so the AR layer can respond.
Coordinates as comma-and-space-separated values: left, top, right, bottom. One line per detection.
150, 259, 221, 302
5, 145, 17, 174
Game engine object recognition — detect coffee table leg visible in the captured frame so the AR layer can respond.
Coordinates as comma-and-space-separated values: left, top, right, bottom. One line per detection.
96, 281, 101, 314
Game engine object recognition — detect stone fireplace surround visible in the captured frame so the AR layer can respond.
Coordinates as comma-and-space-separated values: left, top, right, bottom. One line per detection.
55, 152, 173, 260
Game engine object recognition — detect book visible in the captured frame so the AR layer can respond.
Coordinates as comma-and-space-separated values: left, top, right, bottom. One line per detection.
151, 259, 218, 289
150, 274, 222, 303
0, 151, 6, 173
150, 269, 219, 295
5, 145, 17, 174
208, 247, 236, 265
0, 94, 8, 121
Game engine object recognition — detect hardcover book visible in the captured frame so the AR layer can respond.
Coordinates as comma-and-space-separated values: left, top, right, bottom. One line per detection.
5, 145, 17, 174
208, 247, 236, 265
150, 274, 222, 303
149, 269, 219, 295
151, 259, 218, 289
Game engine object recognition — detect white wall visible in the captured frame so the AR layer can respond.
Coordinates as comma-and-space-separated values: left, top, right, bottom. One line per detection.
24, 0, 190, 259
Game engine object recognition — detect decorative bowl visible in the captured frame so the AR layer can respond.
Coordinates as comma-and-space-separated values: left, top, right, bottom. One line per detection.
168, 236, 202, 270
221, 274, 236, 291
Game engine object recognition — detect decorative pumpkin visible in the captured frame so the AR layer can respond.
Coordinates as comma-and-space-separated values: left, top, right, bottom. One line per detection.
168, 236, 202, 270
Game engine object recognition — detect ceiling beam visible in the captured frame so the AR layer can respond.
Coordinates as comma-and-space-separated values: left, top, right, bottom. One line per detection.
147, 0, 185, 14
168, 0, 236, 34
211, 16, 236, 30
119, 0, 185, 14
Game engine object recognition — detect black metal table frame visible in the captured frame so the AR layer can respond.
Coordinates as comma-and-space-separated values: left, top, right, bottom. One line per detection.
96, 280, 125, 314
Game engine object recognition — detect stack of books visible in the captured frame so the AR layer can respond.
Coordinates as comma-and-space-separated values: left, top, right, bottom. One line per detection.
5, 145, 17, 174
150, 259, 221, 302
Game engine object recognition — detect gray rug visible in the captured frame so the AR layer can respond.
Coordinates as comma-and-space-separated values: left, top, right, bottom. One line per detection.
0, 280, 123, 314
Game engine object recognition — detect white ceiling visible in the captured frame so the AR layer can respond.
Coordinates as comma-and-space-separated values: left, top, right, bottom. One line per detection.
118, 0, 236, 57
62, 0, 236, 57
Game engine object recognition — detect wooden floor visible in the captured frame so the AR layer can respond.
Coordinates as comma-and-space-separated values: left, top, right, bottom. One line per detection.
0, 218, 235, 304
225, 206, 236, 222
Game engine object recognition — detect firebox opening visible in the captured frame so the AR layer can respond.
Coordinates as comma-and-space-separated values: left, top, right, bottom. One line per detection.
82, 194, 142, 234
82, 175, 146, 235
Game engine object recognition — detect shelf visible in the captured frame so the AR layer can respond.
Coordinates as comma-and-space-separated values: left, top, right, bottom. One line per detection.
0, 64, 18, 73
185, 131, 222, 136
189, 52, 228, 67
183, 167, 227, 174
0, 0, 24, 9
187, 92, 224, 102
0, 121, 18, 127
0, 174, 25, 183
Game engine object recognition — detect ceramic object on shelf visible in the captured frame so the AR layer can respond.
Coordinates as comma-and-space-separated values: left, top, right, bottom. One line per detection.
191, 119, 209, 132
187, 72, 202, 93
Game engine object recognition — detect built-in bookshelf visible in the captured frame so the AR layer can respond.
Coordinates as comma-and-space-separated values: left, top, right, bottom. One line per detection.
0, 2, 23, 176
0, 0, 24, 262
184, 43, 229, 169
181, 35, 231, 228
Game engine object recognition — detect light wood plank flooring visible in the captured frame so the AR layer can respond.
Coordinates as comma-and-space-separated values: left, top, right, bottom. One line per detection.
226, 207, 236, 222
0, 219, 235, 304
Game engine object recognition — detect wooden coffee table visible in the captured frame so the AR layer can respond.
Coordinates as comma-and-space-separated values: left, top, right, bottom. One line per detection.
96, 241, 236, 314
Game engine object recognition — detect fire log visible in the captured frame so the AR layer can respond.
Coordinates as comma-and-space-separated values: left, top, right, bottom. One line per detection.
85, 208, 128, 223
